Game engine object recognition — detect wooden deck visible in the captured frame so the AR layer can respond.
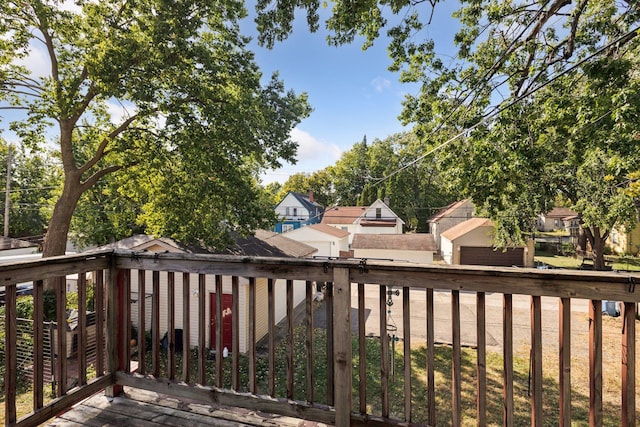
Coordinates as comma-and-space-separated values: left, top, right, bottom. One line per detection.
46, 387, 332, 427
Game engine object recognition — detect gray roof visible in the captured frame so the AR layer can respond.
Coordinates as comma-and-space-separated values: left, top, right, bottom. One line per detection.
91, 231, 317, 258
352, 233, 436, 251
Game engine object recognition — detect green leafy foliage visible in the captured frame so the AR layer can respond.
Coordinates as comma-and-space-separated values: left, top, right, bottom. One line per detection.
1, 0, 310, 254
277, 132, 454, 231
256, 1, 640, 268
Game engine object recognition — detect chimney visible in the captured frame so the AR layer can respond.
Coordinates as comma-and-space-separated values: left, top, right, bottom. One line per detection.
384, 196, 390, 205
308, 190, 314, 203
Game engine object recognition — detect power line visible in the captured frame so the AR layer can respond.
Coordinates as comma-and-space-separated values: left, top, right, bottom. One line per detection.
372, 25, 640, 187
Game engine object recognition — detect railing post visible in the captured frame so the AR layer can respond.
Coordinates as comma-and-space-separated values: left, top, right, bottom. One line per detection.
622, 302, 636, 427
106, 263, 126, 397
333, 267, 352, 427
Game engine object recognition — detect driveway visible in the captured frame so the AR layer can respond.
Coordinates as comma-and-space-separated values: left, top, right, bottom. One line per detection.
345, 285, 594, 355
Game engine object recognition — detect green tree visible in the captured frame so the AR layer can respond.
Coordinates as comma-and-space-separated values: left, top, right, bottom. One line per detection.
1, 0, 310, 257
328, 136, 370, 205
0, 140, 61, 239
256, 0, 639, 269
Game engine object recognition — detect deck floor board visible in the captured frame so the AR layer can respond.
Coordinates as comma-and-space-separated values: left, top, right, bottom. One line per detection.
46, 387, 330, 427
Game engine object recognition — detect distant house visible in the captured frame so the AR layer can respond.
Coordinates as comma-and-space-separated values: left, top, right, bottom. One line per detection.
0, 236, 39, 257
274, 191, 324, 233
427, 199, 475, 252
440, 218, 534, 267
537, 207, 579, 233
352, 233, 436, 264
321, 198, 404, 244
281, 223, 349, 258
90, 232, 317, 354
607, 216, 640, 256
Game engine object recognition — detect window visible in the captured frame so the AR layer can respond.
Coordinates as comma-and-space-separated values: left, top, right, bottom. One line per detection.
293, 208, 298, 217
285, 207, 290, 216
282, 224, 294, 233
376, 208, 382, 219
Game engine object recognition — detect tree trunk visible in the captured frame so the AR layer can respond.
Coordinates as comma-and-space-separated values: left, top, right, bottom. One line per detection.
585, 226, 609, 271
591, 235, 607, 271
42, 177, 83, 258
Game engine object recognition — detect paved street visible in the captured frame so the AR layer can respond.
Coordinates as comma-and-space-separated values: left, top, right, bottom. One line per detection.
348, 285, 593, 355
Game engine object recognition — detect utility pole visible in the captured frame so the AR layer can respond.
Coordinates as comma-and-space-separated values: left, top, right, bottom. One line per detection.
4, 146, 11, 237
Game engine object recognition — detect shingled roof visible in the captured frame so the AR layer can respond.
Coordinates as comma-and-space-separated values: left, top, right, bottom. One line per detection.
440, 218, 494, 241
352, 233, 436, 251
91, 231, 317, 258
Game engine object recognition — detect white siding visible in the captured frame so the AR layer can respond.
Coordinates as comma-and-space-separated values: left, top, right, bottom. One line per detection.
129, 272, 307, 354
130, 271, 249, 353
353, 248, 434, 264
275, 193, 309, 220
441, 238, 454, 264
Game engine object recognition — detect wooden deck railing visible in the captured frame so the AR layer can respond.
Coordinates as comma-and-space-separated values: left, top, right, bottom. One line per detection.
1, 250, 639, 426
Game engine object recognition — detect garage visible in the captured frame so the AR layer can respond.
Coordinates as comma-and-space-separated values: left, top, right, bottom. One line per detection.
460, 246, 525, 267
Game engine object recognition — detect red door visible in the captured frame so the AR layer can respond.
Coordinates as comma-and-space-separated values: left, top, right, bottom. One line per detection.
209, 293, 233, 351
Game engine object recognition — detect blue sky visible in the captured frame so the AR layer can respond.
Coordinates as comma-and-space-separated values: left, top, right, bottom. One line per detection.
0, 2, 461, 185
243, 3, 461, 184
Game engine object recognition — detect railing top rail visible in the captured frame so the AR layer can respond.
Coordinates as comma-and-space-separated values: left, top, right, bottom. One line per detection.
0, 250, 112, 285
111, 250, 640, 302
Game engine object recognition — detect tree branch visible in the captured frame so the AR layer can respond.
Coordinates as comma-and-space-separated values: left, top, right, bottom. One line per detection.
80, 164, 127, 192
78, 112, 147, 175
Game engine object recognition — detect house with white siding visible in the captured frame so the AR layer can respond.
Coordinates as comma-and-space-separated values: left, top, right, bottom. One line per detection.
321, 198, 403, 244
281, 223, 349, 258
90, 232, 316, 354
427, 199, 475, 252
440, 218, 534, 267
274, 191, 324, 233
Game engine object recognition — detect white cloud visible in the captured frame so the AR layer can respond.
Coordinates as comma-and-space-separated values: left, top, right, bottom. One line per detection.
371, 77, 391, 93
261, 127, 342, 185
106, 100, 136, 125
15, 43, 50, 79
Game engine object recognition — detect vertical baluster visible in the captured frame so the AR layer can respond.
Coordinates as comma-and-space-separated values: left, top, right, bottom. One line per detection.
5, 283, 17, 423
33, 280, 44, 410
168, 272, 175, 380
56, 276, 67, 396
78, 272, 87, 385
403, 286, 411, 422
503, 294, 514, 426
151, 271, 160, 377
622, 302, 636, 427
198, 274, 206, 385
589, 299, 602, 427
333, 268, 352, 427
358, 282, 366, 415
451, 290, 461, 427
286, 279, 294, 400
248, 277, 257, 394
380, 285, 389, 418
215, 275, 223, 388
477, 292, 487, 426
326, 282, 334, 406
559, 297, 571, 426
232, 276, 240, 391
124, 269, 131, 373
106, 268, 125, 397
531, 296, 542, 426
426, 288, 435, 425
267, 278, 275, 396
182, 272, 190, 382
138, 269, 146, 375
306, 280, 314, 403
95, 271, 104, 376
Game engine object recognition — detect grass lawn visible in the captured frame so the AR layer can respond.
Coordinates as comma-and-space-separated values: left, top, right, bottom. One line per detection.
535, 250, 640, 271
